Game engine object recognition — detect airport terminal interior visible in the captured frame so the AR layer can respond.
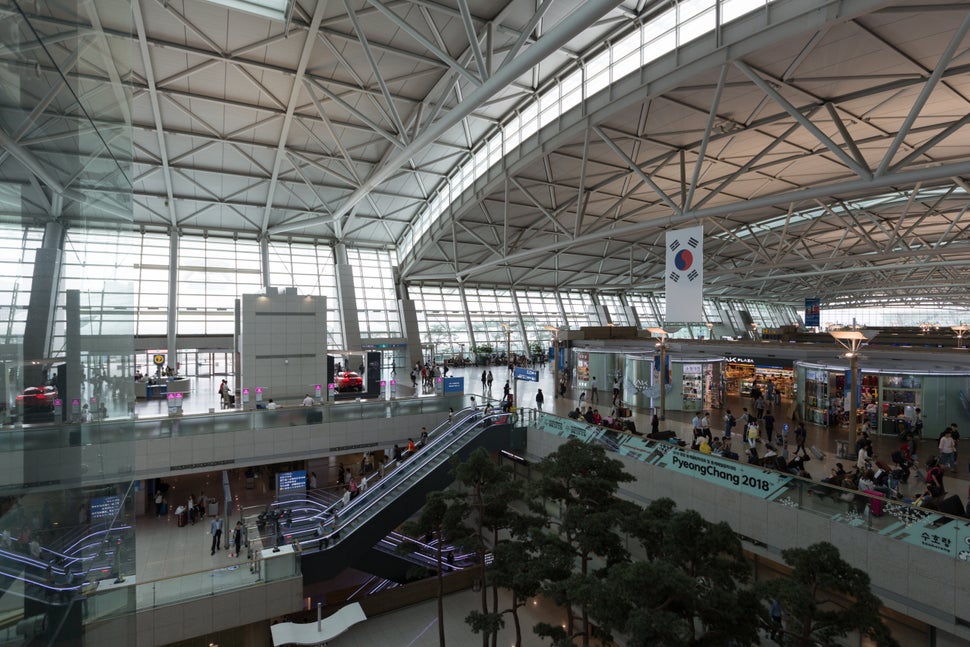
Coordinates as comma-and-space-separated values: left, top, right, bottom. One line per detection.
3, 0, 970, 645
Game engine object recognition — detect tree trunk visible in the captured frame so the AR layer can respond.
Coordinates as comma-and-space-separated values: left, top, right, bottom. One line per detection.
437, 528, 446, 647
581, 551, 590, 647
511, 592, 522, 647
490, 527, 500, 647
477, 489, 488, 647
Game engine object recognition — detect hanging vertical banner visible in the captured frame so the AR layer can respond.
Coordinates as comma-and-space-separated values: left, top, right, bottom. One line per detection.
805, 298, 820, 327
665, 225, 704, 322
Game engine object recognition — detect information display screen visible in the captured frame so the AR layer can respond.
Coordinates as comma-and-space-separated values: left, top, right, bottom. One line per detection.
90, 495, 121, 521
277, 470, 307, 493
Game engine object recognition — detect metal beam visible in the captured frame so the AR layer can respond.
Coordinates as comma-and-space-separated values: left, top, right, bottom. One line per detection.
260, 0, 330, 233
594, 126, 682, 216
362, 0, 481, 86
133, 0, 177, 227
271, 0, 625, 235
875, 7, 970, 176
735, 60, 873, 180
453, 159, 970, 280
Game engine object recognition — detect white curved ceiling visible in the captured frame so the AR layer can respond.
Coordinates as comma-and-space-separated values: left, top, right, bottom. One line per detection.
3, 0, 970, 309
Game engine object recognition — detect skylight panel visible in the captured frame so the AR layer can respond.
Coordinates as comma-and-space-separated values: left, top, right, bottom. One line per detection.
200, 0, 289, 21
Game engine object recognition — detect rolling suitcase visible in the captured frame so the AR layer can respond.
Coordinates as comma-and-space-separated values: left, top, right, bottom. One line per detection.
862, 490, 884, 516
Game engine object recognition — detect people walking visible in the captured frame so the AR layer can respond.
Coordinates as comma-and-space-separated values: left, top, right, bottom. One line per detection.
210, 515, 223, 555
535, 389, 545, 411
232, 521, 243, 558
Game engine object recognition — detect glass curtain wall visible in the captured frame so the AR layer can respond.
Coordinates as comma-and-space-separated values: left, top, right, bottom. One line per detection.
559, 291, 598, 329
515, 289, 562, 352
345, 248, 402, 339
0, 0, 137, 640
134, 231, 171, 336
267, 240, 342, 349
625, 293, 661, 328
177, 235, 262, 335
0, 226, 43, 345
597, 293, 630, 326
411, 284, 469, 358
464, 287, 521, 358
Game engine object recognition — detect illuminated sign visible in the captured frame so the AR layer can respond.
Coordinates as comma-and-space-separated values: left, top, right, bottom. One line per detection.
276, 470, 307, 493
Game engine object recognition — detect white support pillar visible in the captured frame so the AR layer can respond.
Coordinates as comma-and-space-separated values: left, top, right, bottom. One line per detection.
166, 231, 179, 368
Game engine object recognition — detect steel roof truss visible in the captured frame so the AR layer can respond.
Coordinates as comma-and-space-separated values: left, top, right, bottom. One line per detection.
593, 125, 681, 216
735, 60, 872, 181
259, 0, 330, 234
875, 9, 970, 177
364, 0, 481, 86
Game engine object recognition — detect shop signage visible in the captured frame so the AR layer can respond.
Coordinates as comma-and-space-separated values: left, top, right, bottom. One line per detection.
726, 355, 793, 369
656, 449, 792, 499
682, 364, 703, 374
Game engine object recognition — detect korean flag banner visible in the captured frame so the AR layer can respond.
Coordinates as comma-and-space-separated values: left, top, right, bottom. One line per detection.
665, 225, 704, 322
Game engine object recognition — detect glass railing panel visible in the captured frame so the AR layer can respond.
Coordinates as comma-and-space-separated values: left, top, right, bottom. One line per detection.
534, 412, 970, 562
84, 547, 299, 622
1, 393, 477, 453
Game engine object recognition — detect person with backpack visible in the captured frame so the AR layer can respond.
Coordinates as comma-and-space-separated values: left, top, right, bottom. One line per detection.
925, 458, 945, 498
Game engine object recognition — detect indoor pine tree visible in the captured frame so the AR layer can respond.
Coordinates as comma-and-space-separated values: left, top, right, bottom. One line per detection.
756, 542, 901, 647
529, 438, 636, 647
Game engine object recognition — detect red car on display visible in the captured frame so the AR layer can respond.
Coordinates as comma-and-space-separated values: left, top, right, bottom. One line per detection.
16, 386, 58, 412
334, 371, 364, 392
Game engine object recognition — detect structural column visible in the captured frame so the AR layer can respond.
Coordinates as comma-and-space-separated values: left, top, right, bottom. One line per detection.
166, 230, 178, 370
22, 221, 64, 385
334, 243, 361, 352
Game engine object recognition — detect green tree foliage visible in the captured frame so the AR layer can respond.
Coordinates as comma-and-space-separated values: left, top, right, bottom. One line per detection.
592, 498, 761, 646
451, 448, 523, 647
400, 491, 472, 647
531, 438, 636, 647
757, 542, 901, 647
486, 528, 573, 647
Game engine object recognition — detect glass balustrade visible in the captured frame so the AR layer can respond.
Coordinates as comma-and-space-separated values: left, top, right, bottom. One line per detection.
534, 411, 970, 562
0, 394, 477, 452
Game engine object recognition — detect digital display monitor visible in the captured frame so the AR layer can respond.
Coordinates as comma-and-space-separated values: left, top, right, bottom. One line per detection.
276, 470, 307, 493
90, 495, 121, 521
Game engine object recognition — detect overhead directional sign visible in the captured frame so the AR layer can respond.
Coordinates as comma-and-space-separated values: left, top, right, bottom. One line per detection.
514, 367, 538, 382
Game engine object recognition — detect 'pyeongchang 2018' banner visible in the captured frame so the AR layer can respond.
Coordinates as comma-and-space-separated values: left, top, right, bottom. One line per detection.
657, 449, 791, 499
665, 225, 704, 322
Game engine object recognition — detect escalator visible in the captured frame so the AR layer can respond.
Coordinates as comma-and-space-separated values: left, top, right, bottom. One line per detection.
300, 410, 514, 584
354, 533, 476, 583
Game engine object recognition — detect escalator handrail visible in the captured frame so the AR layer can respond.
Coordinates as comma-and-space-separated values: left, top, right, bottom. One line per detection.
321, 410, 510, 543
